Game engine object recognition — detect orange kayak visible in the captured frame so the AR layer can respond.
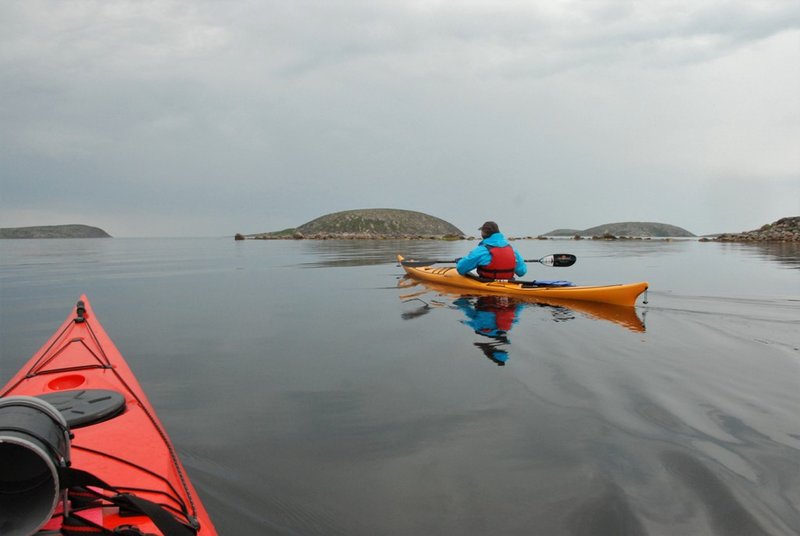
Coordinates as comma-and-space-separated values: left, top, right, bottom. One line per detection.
398, 277, 646, 332
0, 296, 216, 535
398, 255, 648, 307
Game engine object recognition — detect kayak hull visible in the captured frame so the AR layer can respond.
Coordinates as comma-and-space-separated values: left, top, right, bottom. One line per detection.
398, 255, 648, 307
398, 277, 646, 332
0, 296, 216, 535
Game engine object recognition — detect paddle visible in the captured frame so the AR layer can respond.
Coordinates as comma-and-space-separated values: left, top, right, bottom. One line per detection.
400, 254, 577, 268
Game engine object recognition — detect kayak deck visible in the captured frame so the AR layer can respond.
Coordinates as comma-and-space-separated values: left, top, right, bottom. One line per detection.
398, 255, 648, 307
0, 296, 216, 535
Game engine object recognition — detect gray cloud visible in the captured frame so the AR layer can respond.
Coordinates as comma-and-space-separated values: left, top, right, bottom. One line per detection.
1, 0, 798, 236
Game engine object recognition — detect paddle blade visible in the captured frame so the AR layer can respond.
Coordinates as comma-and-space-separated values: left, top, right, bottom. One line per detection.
538, 254, 576, 267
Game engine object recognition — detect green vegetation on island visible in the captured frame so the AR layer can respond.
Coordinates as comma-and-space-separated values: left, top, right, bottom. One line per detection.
243, 209, 465, 240
0, 225, 112, 239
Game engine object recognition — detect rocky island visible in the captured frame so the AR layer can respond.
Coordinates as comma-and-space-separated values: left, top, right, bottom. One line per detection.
708, 217, 800, 242
240, 209, 464, 240
544, 222, 695, 239
0, 224, 111, 239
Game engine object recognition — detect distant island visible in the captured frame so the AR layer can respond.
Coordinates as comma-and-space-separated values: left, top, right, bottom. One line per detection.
0, 224, 112, 239
544, 222, 695, 238
240, 209, 465, 240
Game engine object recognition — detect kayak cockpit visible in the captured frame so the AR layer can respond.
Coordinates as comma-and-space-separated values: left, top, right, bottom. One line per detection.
463, 272, 575, 288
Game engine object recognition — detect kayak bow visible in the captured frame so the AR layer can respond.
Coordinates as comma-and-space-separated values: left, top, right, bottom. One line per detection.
0, 296, 217, 535
397, 255, 648, 307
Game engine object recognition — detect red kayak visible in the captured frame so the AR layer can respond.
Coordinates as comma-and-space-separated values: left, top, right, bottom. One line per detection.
0, 296, 216, 535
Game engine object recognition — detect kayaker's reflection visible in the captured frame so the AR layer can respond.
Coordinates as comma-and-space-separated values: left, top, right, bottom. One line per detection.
453, 296, 523, 366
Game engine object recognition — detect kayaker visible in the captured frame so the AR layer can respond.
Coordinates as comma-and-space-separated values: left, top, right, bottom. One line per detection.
456, 221, 527, 280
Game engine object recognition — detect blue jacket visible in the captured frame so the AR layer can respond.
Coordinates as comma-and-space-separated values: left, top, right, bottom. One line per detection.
456, 233, 527, 277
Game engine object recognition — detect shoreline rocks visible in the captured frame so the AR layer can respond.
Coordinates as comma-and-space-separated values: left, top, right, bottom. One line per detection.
705, 217, 800, 242
245, 232, 465, 241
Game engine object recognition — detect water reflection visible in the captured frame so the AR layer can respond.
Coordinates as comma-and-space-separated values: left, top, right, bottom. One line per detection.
719, 241, 800, 269
453, 296, 520, 366
297, 239, 460, 268
398, 292, 524, 365
399, 277, 646, 365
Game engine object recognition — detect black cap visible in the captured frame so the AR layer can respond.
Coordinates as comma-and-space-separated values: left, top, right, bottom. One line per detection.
479, 221, 499, 235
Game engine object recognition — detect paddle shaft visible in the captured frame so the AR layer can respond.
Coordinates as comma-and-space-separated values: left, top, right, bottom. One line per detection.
401, 254, 576, 268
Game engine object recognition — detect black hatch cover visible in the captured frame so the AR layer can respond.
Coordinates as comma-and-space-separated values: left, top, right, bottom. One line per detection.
37, 389, 126, 428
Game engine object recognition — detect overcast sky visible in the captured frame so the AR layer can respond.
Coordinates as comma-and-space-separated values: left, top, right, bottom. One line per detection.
1, 0, 798, 237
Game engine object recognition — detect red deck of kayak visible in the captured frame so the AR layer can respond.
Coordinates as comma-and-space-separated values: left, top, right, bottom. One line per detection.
0, 295, 216, 535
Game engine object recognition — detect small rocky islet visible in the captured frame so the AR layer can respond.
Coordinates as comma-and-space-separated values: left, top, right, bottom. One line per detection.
703, 217, 800, 242
0, 224, 111, 239
544, 222, 695, 238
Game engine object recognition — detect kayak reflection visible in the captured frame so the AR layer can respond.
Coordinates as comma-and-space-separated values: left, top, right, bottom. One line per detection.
398, 276, 646, 336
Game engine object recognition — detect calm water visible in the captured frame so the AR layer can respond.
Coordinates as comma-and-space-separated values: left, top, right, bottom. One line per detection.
1, 238, 798, 535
